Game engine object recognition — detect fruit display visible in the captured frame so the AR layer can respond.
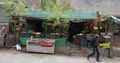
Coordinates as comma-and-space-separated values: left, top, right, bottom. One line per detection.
99, 42, 110, 48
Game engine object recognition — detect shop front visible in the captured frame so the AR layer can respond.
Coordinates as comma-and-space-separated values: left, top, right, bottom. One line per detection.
19, 17, 67, 47
17, 10, 99, 48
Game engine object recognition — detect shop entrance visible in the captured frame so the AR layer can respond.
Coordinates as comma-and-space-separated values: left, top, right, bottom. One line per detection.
68, 21, 84, 43
26, 18, 43, 32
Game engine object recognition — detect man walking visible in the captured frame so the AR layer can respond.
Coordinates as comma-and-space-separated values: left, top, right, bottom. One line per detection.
87, 34, 101, 62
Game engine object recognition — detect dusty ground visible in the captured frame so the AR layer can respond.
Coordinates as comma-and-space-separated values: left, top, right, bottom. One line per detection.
0, 48, 120, 63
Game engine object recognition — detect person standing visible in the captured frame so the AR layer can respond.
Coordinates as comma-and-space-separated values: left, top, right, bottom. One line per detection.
87, 34, 101, 62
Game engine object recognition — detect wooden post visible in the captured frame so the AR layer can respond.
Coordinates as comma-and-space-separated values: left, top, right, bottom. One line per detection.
110, 32, 113, 57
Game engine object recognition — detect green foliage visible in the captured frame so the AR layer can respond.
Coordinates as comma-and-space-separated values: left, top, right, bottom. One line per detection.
0, 0, 28, 34
40, 0, 71, 26
1, 0, 28, 16
0, 0, 8, 2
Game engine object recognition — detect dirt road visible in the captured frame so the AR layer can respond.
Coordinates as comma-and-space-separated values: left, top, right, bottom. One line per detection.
0, 48, 120, 63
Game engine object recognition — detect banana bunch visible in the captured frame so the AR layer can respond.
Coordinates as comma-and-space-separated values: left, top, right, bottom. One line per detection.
99, 42, 110, 48
104, 35, 110, 38
99, 19, 105, 22
93, 26, 98, 30
100, 26, 102, 29
93, 26, 103, 30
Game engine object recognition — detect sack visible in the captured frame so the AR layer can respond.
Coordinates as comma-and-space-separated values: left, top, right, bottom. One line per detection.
38, 41, 54, 47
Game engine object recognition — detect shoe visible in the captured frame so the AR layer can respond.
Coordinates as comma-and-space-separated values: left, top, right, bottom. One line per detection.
108, 56, 113, 58
87, 56, 89, 60
96, 60, 101, 62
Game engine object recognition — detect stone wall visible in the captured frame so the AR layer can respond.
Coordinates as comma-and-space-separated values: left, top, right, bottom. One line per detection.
0, 35, 5, 47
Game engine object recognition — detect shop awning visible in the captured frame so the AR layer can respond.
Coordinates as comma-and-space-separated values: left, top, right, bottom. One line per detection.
25, 10, 99, 19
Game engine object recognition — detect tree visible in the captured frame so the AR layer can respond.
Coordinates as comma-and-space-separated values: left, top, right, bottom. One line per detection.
0, 0, 28, 44
1, 0, 28, 16
40, 0, 71, 26
40, 0, 72, 37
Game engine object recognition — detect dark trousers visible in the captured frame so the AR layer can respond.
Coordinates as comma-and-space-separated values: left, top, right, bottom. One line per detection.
88, 47, 100, 61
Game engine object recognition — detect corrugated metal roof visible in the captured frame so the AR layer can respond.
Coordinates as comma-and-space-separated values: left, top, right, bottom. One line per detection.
64, 11, 99, 19
25, 10, 49, 19
25, 10, 99, 19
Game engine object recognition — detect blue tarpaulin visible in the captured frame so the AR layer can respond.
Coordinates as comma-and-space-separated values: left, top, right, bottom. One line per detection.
111, 16, 120, 23
104, 16, 120, 23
